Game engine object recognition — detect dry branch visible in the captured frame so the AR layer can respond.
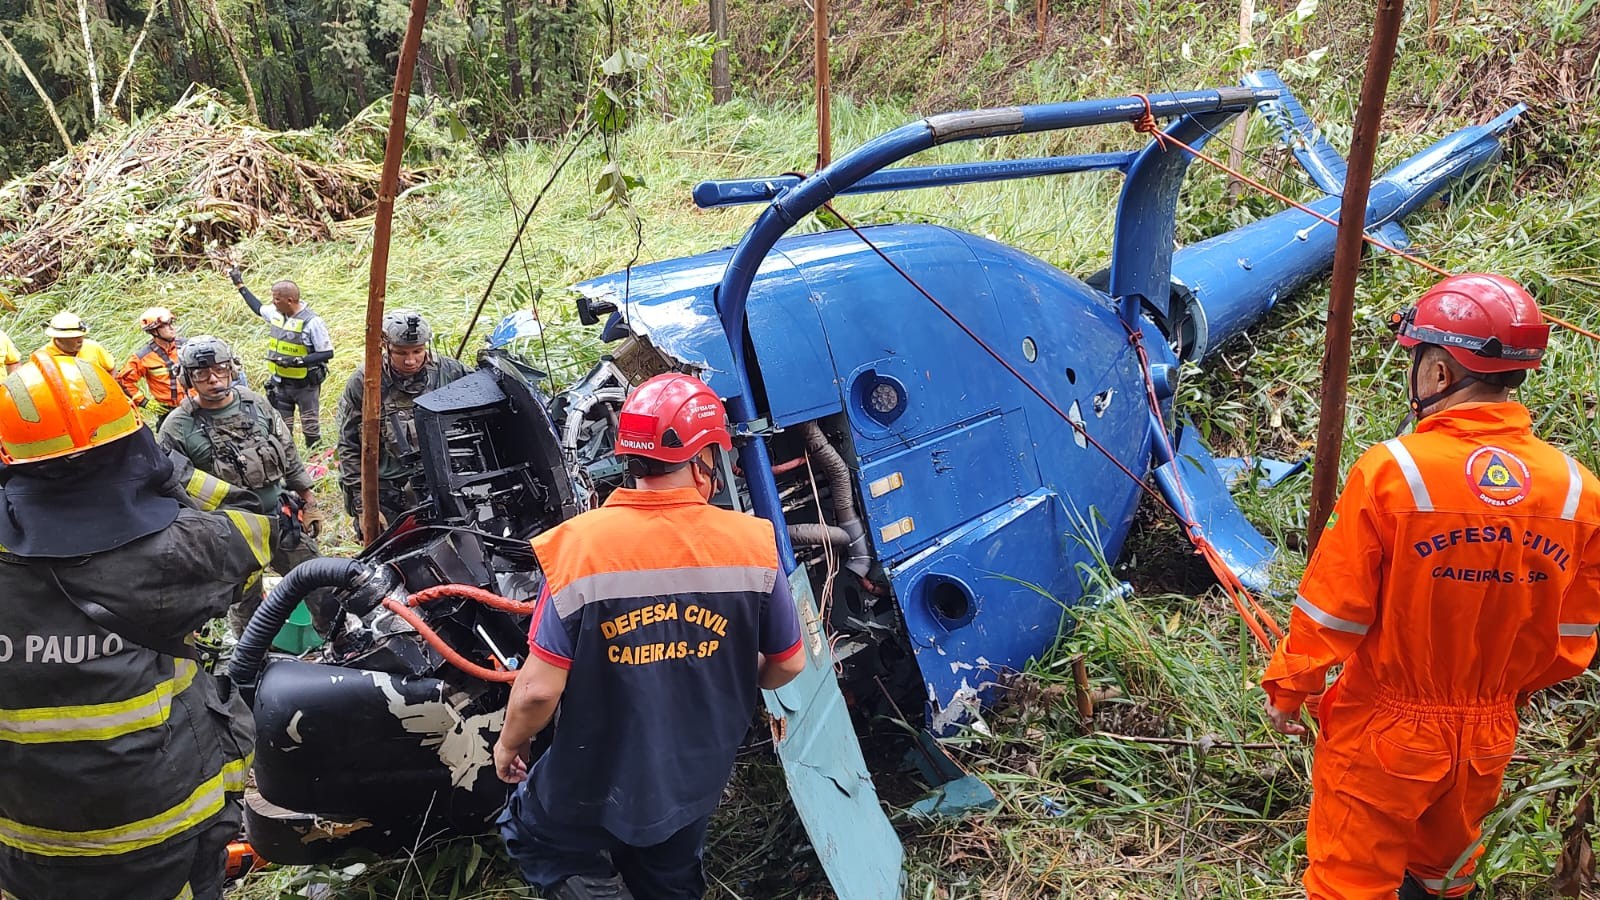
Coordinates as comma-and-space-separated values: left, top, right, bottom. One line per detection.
0, 27, 74, 152
0, 90, 419, 296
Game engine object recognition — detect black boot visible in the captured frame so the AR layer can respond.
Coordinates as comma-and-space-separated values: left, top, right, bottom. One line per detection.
550, 874, 635, 900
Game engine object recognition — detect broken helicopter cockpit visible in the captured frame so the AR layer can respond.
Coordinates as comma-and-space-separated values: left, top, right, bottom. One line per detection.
226, 71, 1525, 898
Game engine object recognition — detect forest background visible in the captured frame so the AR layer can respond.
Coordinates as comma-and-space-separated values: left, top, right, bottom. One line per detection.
3, 0, 1600, 897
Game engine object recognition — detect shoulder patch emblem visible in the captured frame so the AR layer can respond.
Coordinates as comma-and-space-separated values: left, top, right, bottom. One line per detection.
1465, 446, 1531, 508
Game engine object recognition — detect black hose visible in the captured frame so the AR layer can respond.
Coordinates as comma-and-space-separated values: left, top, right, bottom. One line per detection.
788, 523, 851, 547
799, 423, 875, 576
229, 558, 371, 691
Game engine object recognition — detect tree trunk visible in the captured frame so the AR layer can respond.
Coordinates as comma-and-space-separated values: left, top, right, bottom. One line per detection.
286, 13, 318, 126
259, 0, 299, 125
709, 0, 729, 104
198, 0, 258, 119
77, 0, 104, 121
0, 25, 74, 151
501, 0, 522, 101
246, 6, 282, 127
443, 51, 462, 99
166, 0, 203, 87
109, 0, 162, 113
416, 40, 435, 97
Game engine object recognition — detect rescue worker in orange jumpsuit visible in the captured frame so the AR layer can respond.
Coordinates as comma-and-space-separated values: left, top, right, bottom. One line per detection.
1262, 273, 1600, 899
493, 373, 807, 900
117, 306, 193, 426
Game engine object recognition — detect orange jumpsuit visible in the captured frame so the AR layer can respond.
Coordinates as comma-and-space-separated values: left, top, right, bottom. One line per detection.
116, 337, 192, 412
1264, 401, 1600, 898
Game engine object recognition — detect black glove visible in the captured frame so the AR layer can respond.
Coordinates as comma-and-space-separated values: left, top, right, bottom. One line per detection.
228, 266, 243, 287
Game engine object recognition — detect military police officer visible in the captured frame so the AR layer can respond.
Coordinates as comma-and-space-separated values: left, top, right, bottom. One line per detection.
158, 335, 322, 634
229, 267, 334, 447
335, 309, 466, 539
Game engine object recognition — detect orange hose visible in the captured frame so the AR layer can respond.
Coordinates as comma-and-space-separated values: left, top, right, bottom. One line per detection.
382, 596, 518, 683
407, 583, 539, 615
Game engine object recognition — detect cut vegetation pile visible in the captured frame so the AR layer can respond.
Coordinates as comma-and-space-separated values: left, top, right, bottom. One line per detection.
0, 90, 421, 297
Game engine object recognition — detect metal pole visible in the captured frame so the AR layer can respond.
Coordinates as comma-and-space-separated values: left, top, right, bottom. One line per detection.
1307, 0, 1404, 549
815, 0, 831, 169
709, 0, 729, 104
361, 0, 430, 544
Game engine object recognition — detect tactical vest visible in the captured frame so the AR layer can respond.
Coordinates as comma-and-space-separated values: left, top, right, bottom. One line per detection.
380, 364, 453, 468
140, 338, 184, 407
186, 395, 291, 491
265, 308, 319, 380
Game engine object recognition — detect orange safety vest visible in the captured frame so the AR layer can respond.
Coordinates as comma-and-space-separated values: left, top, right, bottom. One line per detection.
117, 338, 193, 410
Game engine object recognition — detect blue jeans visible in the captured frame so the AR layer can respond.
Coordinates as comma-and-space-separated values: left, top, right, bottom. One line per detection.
498, 787, 710, 900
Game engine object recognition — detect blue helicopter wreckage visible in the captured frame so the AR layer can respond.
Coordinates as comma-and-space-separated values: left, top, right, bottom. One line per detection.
228, 70, 1524, 898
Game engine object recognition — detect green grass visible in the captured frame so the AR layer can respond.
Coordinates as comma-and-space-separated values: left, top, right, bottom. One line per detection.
10, 0, 1600, 897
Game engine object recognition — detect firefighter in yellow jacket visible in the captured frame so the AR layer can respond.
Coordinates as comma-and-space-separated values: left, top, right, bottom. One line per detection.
0, 350, 274, 899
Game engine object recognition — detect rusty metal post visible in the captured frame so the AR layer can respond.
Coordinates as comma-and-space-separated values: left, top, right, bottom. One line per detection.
815, 0, 831, 169
361, 0, 430, 544
1307, 0, 1404, 549
709, 0, 730, 104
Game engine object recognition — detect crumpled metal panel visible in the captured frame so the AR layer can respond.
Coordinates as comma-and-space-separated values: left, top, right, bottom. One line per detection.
764, 567, 903, 900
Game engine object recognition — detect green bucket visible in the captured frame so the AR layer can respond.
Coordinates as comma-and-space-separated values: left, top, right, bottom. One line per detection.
270, 601, 324, 654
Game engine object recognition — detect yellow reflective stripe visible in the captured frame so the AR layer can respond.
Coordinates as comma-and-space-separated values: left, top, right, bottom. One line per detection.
222, 754, 253, 794
0, 765, 231, 856
0, 659, 198, 744
173, 884, 193, 900
224, 510, 272, 567
267, 337, 309, 355
2, 432, 75, 459
184, 470, 230, 512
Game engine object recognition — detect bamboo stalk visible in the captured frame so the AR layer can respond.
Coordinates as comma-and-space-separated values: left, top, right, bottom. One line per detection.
0, 27, 74, 151
361, 0, 430, 544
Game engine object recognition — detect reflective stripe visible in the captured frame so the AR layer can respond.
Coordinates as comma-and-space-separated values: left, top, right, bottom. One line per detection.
1562, 455, 1583, 521
224, 510, 272, 567
0, 659, 198, 744
0, 761, 240, 856
1293, 594, 1370, 635
185, 470, 230, 512
222, 754, 252, 794
265, 309, 313, 379
1559, 623, 1598, 638
1418, 874, 1474, 891
552, 565, 779, 618
1383, 439, 1433, 511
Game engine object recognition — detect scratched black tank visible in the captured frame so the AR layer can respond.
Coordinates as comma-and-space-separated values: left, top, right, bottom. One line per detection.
232, 351, 577, 863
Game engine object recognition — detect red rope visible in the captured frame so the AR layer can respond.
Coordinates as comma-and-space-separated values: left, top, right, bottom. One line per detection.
1128, 94, 1600, 343
820, 200, 1281, 649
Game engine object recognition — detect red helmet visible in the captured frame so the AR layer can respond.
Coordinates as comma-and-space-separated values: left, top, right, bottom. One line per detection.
1389, 273, 1549, 374
614, 374, 732, 464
